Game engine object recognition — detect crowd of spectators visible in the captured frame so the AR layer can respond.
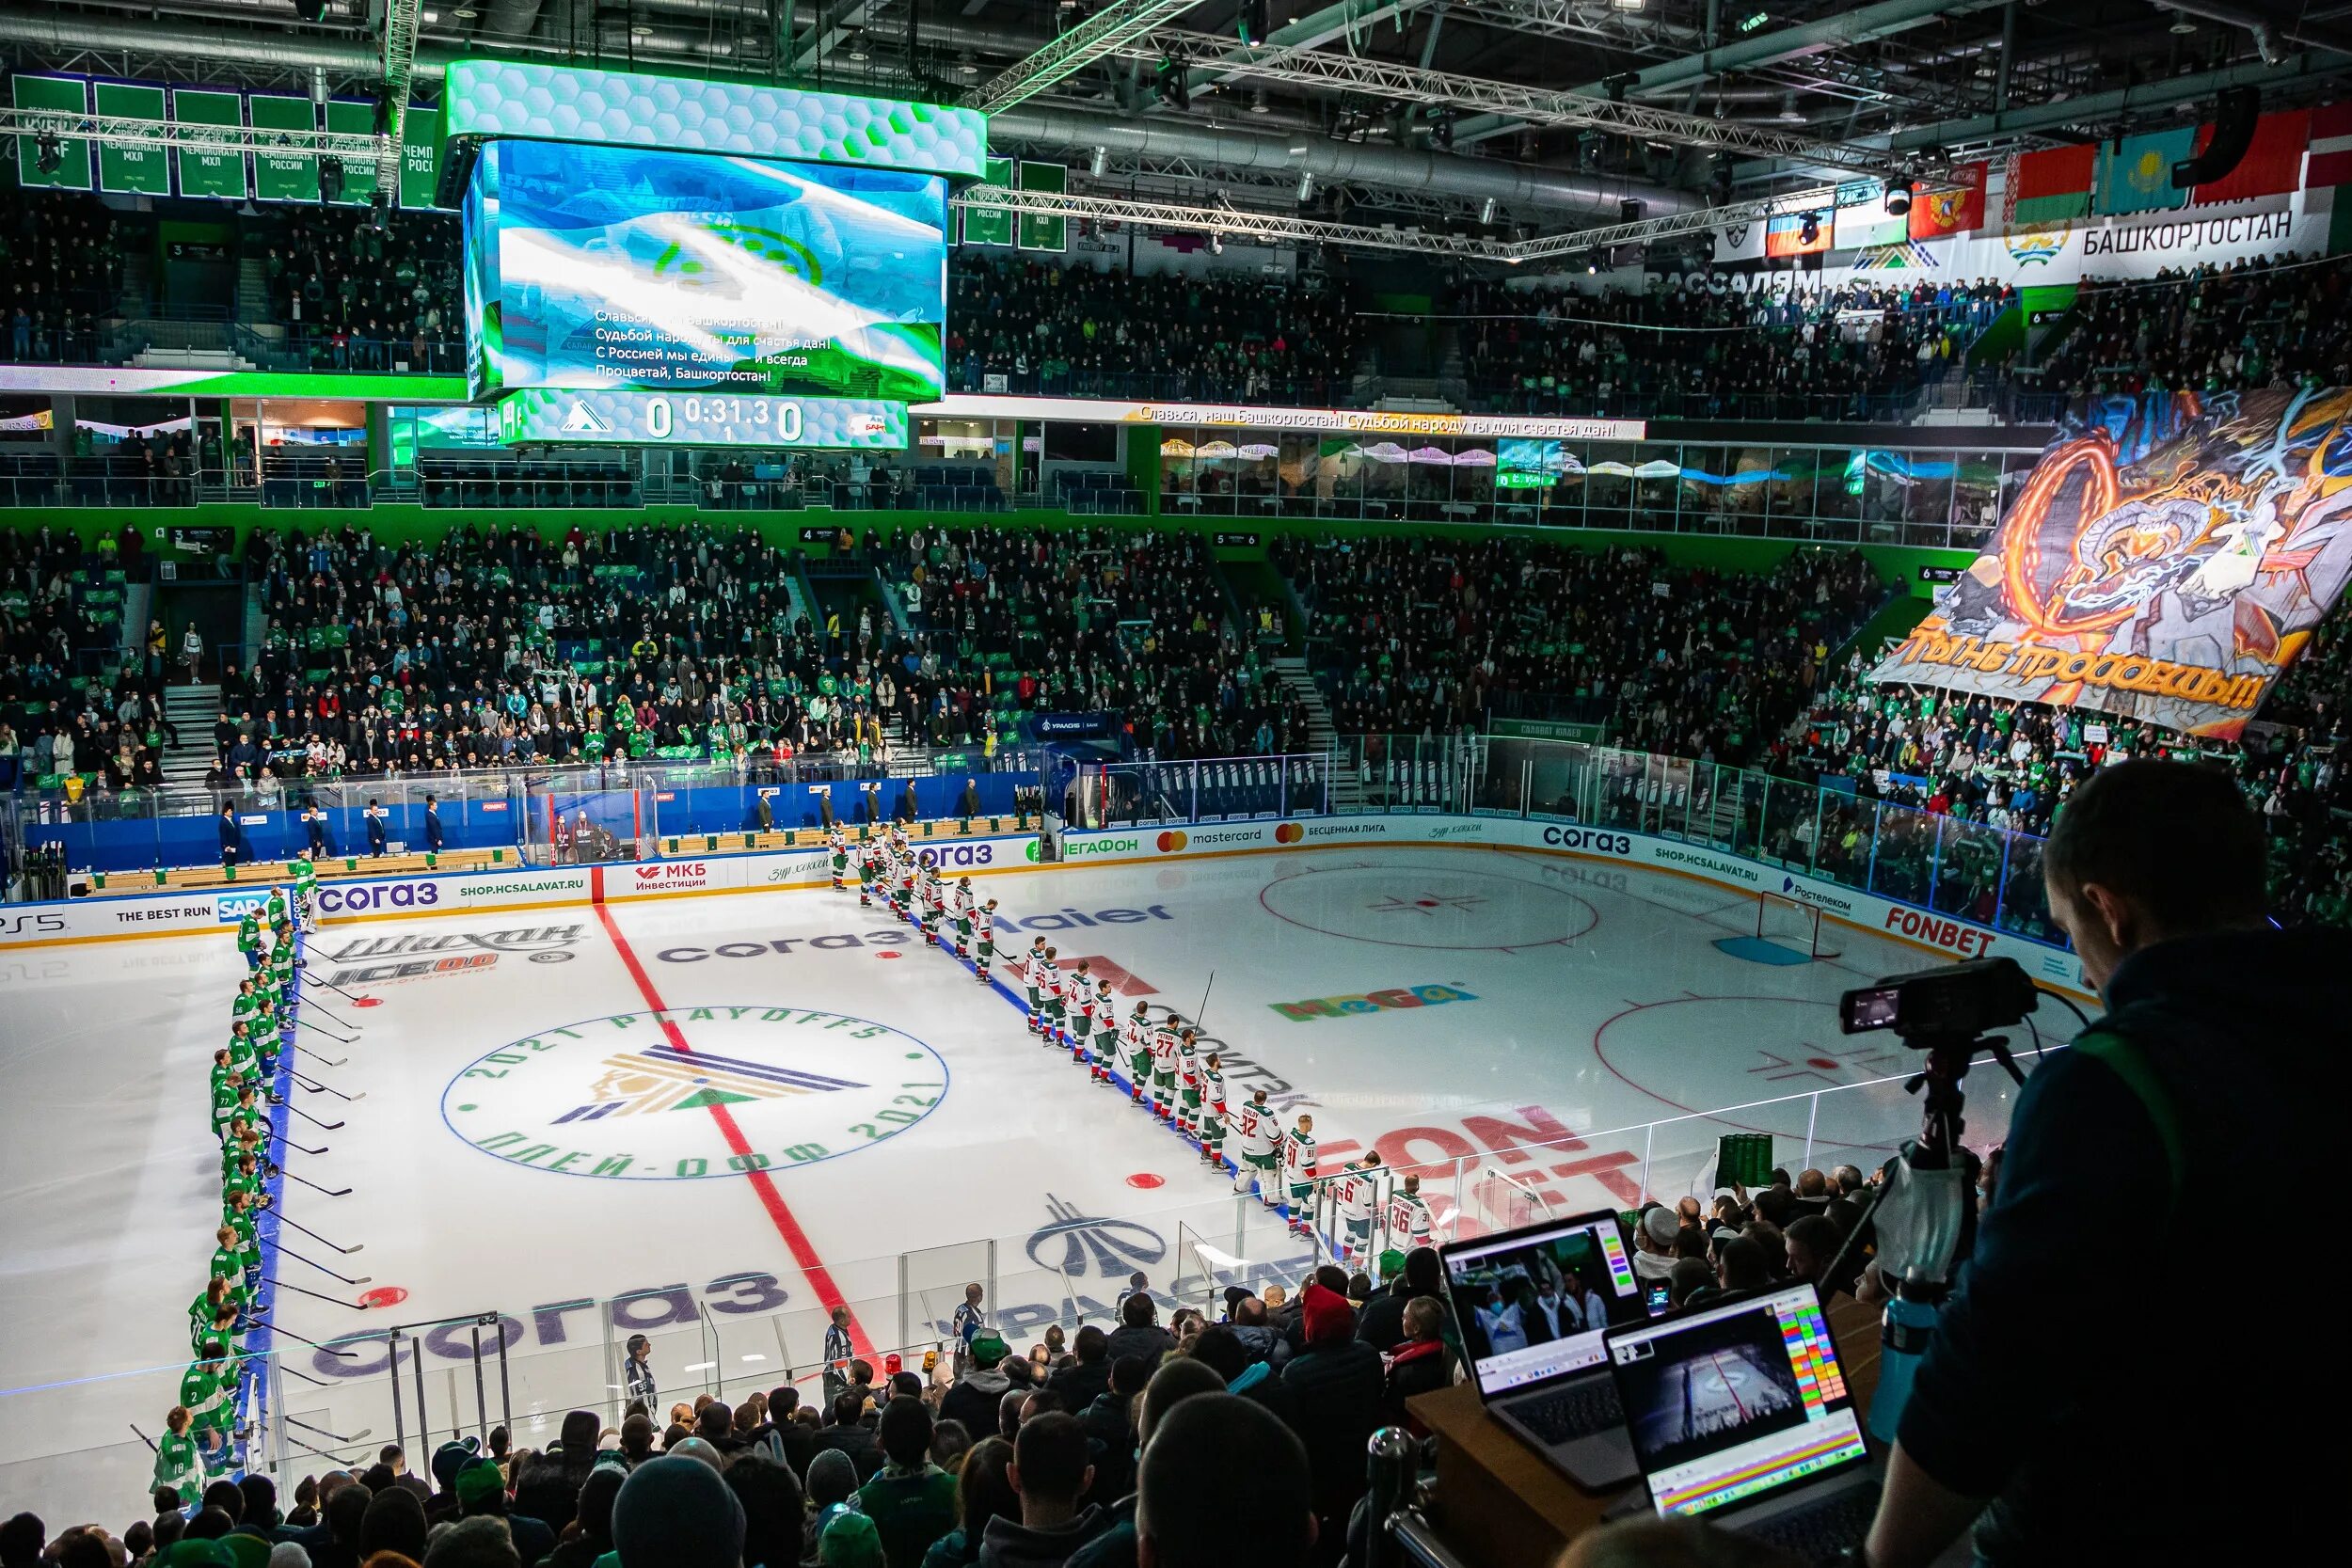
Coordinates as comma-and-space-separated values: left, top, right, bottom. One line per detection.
2024, 253, 2352, 403
946, 254, 1363, 404
0, 521, 165, 798
1451, 276, 2011, 420
0, 186, 123, 364
1275, 532, 1884, 762
877, 524, 1313, 760
1776, 628, 2352, 931
261, 208, 461, 373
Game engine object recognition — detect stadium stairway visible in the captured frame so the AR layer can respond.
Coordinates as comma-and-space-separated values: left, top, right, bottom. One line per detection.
161, 683, 220, 784
1272, 656, 1362, 811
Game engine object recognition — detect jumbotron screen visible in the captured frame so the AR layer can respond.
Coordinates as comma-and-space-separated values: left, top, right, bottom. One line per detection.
462, 137, 948, 404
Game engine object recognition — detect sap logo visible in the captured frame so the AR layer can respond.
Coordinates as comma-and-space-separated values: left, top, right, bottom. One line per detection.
918, 843, 994, 869
1882, 907, 1994, 958
1271, 984, 1476, 1022
1542, 826, 1632, 856
1064, 837, 1140, 858
0, 910, 68, 938
317, 882, 441, 915
215, 890, 272, 924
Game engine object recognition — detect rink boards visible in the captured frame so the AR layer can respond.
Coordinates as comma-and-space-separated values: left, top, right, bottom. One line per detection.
0, 815, 2090, 996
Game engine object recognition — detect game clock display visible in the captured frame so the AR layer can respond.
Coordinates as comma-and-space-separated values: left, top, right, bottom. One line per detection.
495, 389, 908, 449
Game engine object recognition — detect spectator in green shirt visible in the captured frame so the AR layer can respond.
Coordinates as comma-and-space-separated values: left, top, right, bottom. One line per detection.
850, 1397, 960, 1568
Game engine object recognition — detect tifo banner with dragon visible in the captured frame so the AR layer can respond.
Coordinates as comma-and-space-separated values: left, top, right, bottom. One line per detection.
1871, 388, 2352, 738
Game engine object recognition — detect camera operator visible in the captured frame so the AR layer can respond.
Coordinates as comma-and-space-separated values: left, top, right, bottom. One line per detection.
1862, 761, 2335, 1566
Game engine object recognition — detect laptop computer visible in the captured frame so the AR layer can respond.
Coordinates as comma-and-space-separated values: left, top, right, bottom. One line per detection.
1603, 1281, 1879, 1563
1437, 1209, 1651, 1487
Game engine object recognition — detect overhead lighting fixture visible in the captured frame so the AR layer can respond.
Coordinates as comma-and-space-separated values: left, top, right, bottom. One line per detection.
1586, 258, 1598, 274
1295, 170, 1314, 202
1884, 179, 1913, 217
630, 24, 655, 39
34, 129, 61, 175
2169, 9, 2198, 33
421, 8, 438, 21
1089, 146, 1108, 177
1211, 232, 1224, 254
1737, 9, 1771, 31
1610, 0, 1645, 10
1778, 92, 1803, 122
958, 57, 979, 77
319, 156, 344, 202
1249, 88, 1270, 114
1480, 197, 1498, 225
1799, 211, 1820, 245
452, 6, 478, 16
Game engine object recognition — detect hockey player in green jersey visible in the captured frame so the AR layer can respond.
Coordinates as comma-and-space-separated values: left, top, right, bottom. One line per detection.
1283, 1114, 1319, 1239
237, 911, 263, 972
1198, 1053, 1229, 1168
180, 1342, 238, 1468
153, 1404, 207, 1505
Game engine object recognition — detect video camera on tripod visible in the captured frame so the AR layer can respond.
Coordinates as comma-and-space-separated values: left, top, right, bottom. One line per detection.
1832, 956, 2042, 1442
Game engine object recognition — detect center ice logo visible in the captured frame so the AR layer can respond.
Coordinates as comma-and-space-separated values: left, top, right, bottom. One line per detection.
442, 1006, 947, 1180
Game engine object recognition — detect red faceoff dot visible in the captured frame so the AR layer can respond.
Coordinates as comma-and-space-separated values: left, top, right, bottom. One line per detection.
1806, 1057, 1839, 1070
876, 951, 902, 959
350, 996, 383, 1007
1126, 1172, 1166, 1189
359, 1286, 409, 1309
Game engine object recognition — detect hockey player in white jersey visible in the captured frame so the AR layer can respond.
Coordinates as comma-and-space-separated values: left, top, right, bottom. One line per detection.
1174, 1028, 1201, 1140
1387, 1170, 1436, 1253
1335, 1150, 1382, 1265
1148, 1010, 1182, 1122
1122, 1001, 1153, 1106
1283, 1113, 1319, 1240
1023, 937, 1049, 1034
1069, 959, 1096, 1075
1232, 1086, 1279, 1203
974, 898, 999, 984
1197, 1051, 1228, 1168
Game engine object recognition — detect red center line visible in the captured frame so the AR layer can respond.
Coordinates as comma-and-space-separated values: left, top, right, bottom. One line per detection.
594, 901, 874, 1358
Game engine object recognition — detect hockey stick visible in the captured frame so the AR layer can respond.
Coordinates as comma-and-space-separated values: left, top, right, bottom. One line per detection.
281, 1246, 373, 1287
302, 973, 370, 1006
288, 1069, 364, 1102
295, 1041, 348, 1069
268, 1131, 328, 1157
289, 1103, 345, 1132
281, 1169, 352, 1197
1195, 970, 1217, 1034
275, 1212, 363, 1255
262, 1319, 366, 1354
269, 1279, 367, 1312
128, 1422, 159, 1454
297, 1016, 357, 1045
286, 1416, 373, 1445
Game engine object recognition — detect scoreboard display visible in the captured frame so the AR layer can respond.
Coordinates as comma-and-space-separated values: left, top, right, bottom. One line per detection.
494, 389, 906, 449
446, 61, 986, 452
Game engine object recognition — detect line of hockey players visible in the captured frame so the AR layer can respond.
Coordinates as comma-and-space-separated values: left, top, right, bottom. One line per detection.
830, 824, 1438, 1271
156, 889, 305, 1505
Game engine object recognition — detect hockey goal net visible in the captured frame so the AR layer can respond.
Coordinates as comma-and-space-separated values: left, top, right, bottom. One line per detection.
1756, 891, 1842, 960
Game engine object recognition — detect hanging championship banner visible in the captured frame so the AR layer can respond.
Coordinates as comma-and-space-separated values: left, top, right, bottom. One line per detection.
1871, 388, 2352, 738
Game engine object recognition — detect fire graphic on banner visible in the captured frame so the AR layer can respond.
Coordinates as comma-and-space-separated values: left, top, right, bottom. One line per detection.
1871, 387, 2352, 737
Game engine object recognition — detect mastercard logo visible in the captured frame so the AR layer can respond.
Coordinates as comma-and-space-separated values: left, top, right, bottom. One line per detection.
1156, 831, 1189, 852
1275, 823, 1305, 845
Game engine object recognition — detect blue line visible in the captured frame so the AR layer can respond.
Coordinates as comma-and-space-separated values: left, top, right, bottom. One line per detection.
235, 928, 298, 1475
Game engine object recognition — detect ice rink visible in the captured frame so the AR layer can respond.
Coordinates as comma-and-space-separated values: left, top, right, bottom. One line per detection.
0, 843, 2022, 1520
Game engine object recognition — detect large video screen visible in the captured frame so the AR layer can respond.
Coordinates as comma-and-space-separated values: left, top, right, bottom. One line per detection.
463, 138, 947, 404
